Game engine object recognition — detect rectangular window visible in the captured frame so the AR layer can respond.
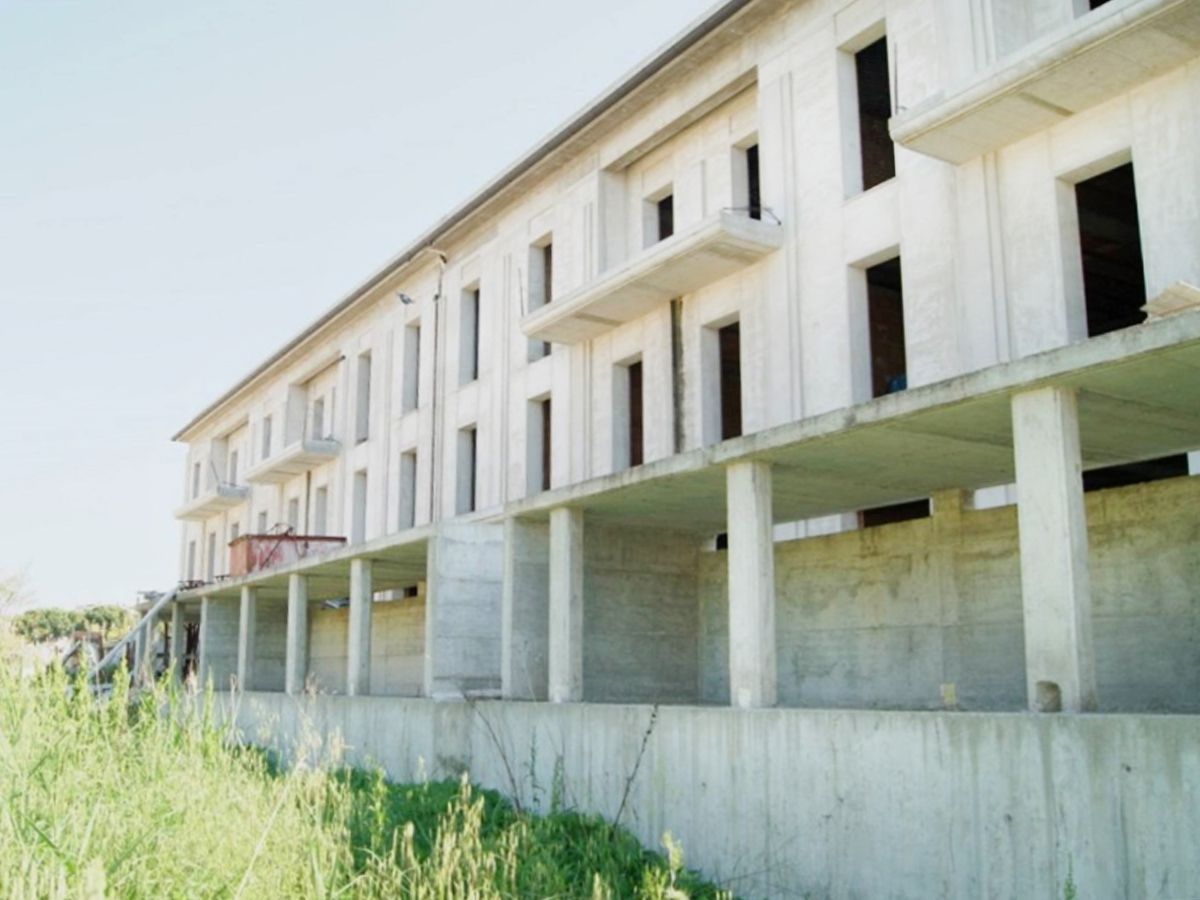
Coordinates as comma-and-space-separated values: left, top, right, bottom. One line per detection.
1074, 161, 1187, 491
402, 323, 421, 412
866, 256, 907, 398
628, 361, 644, 467
287, 497, 300, 532
228, 450, 238, 485
205, 532, 216, 581
745, 144, 761, 220
398, 451, 417, 530
312, 486, 328, 536
855, 36, 895, 192
311, 398, 325, 440
528, 239, 553, 360
355, 352, 372, 443
457, 427, 477, 515
261, 416, 273, 460
256, 511, 268, 533
352, 470, 368, 543
644, 188, 675, 248
229, 523, 240, 542
191, 462, 201, 499
718, 322, 743, 440
187, 541, 196, 580
460, 288, 480, 384
657, 194, 675, 241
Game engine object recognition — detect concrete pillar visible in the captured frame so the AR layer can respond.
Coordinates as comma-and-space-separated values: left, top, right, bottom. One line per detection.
547, 507, 584, 703
726, 460, 777, 709
169, 601, 185, 681
198, 597, 211, 685
285, 574, 309, 695
237, 586, 257, 692
347, 558, 372, 696
1012, 385, 1096, 713
134, 616, 155, 684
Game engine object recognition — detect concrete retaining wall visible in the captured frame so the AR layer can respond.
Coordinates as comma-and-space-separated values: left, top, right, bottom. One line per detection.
699, 475, 1200, 712
227, 692, 1200, 900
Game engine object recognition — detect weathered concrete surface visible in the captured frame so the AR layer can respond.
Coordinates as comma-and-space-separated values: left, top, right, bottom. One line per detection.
700, 474, 1200, 712
225, 692, 1200, 900
250, 594, 287, 692
307, 598, 425, 697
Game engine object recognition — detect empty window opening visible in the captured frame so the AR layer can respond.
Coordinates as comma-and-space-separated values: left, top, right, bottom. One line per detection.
867, 257, 907, 398
398, 451, 418, 529
402, 585, 420, 599
352, 470, 368, 543
402, 323, 421, 412
719, 322, 743, 441
855, 36, 895, 191
256, 511, 268, 533
746, 144, 762, 220
460, 288, 480, 384
261, 416, 273, 460
657, 194, 675, 241
1086, 0, 1113, 9
311, 398, 325, 440
526, 399, 552, 495
228, 450, 238, 485
540, 399, 552, 492
355, 352, 372, 443
286, 498, 300, 532
205, 532, 217, 581
186, 540, 196, 581
528, 239, 554, 360
313, 486, 328, 537
628, 361, 645, 467
457, 427, 478, 515
1083, 456, 1189, 493
860, 499, 931, 529
191, 462, 201, 499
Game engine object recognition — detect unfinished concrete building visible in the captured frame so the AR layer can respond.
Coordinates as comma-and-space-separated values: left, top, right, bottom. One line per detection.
147, 0, 1200, 895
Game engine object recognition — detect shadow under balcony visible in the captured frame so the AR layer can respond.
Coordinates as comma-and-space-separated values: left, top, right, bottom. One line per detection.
244, 438, 341, 485
174, 483, 250, 520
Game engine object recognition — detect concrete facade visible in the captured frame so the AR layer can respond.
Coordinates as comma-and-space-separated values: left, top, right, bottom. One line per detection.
158, 0, 1200, 894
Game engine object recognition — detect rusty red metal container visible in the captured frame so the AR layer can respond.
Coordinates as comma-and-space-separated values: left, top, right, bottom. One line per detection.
228, 533, 347, 577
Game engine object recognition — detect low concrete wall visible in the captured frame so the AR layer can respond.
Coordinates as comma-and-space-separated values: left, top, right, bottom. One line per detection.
700, 476, 1200, 712
227, 692, 1200, 900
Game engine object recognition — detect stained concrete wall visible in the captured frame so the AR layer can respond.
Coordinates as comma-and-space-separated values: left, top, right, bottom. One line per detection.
200, 597, 238, 690
307, 598, 425, 696
226, 692, 1200, 900
699, 475, 1200, 712
250, 596, 286, 692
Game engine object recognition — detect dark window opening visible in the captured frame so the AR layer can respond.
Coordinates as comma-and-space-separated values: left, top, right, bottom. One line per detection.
867, 257, 907, 398
1088, 0, 1113, 9
628, 361, 644, 467
462, 288, 480, 384
719, 322, 743, 440
715, 532, 728, 551
402, 585, 420, 599
657, 195, 675, 241
541, 243, 553, 356
1077, 163, 1146, 338
855, 36, 895, 191
1083, 455, 1189, 493
860, 498, 930, 529
746, 144, 762, 220
541, 399, 552, 492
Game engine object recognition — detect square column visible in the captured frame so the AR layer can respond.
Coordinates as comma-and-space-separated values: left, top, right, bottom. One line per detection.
1012, 385, 1096, 712
285, 574, 309, 695
169, 601, 185, 681
347, 558, 373, 697
547, 507, 583, 703
237, 586, 258, 691
726, 460, 777, 709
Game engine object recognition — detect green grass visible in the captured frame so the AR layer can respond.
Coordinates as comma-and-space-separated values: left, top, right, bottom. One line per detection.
0, 665, 730, 899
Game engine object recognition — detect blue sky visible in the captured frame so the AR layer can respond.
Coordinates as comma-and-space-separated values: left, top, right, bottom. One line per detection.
0, 0, 715, 609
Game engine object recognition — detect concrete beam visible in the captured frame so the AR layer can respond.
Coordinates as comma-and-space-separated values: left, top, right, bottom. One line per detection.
1012, 386, 1096, 712
726, 460, 776, 708
237, 586, 258, 692
347, 558, 373, 696
285, 574, 309, 695
548, 507, 584, 703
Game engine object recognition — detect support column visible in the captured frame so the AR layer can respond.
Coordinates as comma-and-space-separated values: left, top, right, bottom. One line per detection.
237, 586, 257, 692
547, 507, 583, 703
133, 617, 153, 684
726, 460, 777, 709
285, 574, 309, 695
1012, 386, 1096, 712
169, 601, 185, 681
198, 597, 211, 685
347, 559, 372, 696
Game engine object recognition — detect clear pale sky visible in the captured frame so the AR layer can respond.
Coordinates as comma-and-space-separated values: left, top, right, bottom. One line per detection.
0, 0, 715, 610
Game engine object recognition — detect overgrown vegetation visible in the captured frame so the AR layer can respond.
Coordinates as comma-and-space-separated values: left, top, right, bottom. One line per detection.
0, 665, 729, 899
9, 604, 134, 644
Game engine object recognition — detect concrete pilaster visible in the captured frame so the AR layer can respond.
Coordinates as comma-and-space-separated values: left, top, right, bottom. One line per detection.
726, 460, 777, 709
285, 574, 309, 695
347, 558, 372, 696
237, 586, 257, 692
547, 507, 584, 703
1012, 385, 1096, 712
169, 601, 185, 681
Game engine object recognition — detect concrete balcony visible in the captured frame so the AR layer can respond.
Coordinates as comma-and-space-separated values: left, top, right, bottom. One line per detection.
244, 438, 340, 485
521, 210, 783, 344
174, 483, 250, 520
890, 0, 1200, 164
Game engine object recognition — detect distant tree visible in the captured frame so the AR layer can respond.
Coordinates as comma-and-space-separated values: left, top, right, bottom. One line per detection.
12, 608, 78, 644
81, 605, 135, 640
